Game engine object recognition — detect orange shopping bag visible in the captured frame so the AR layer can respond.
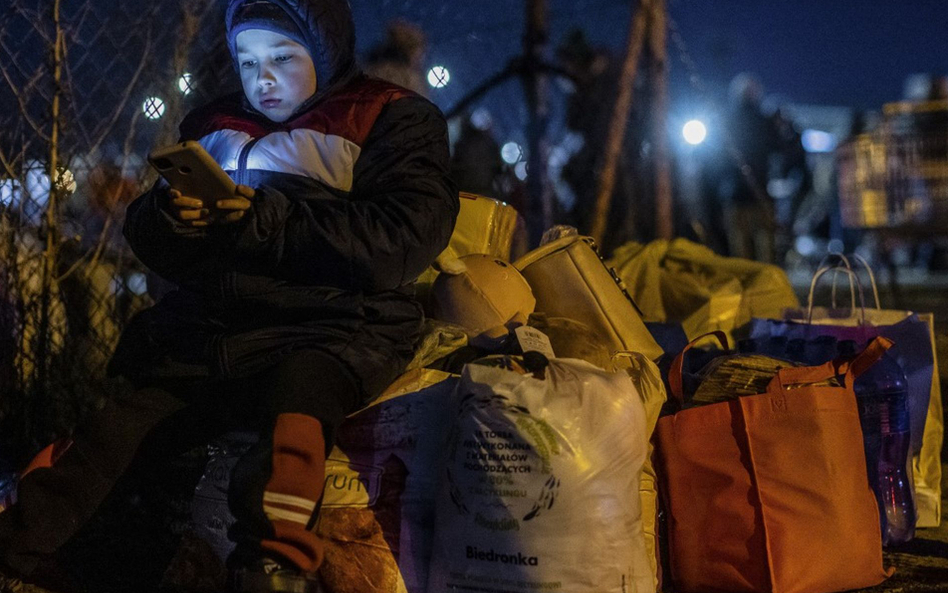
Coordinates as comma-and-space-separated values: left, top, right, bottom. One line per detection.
653, 337, 893, 593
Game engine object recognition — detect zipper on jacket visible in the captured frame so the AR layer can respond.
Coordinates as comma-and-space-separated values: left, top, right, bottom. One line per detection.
219, 137, 262, 304
236, 137, 261, 185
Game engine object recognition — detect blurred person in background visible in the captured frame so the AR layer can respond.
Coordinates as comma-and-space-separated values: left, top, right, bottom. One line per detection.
363, 18, 429, 96
557, 29, 648, 255
769, 105, 811, 263
828, 111, 871, 254
703, 74, 789, 263
450, 111, 505, 199
83, 161, 140, 243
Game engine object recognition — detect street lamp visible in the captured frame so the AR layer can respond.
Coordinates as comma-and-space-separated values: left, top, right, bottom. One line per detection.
178, 73, 194, 95
682, 119, 707, 145
501, 142, 523, 165
143, 97, 166, 120
427, 66, 451, 89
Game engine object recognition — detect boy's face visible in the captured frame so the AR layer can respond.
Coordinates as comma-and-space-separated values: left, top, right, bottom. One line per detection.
235, 29, 317, 123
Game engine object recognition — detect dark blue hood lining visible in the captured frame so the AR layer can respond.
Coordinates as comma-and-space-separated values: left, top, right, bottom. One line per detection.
226, 0, 359, 102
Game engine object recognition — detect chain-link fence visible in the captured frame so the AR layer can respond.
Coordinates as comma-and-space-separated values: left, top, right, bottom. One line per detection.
0, 0, 679, 466
0, 0, 581, 466
0, 0, 238, 465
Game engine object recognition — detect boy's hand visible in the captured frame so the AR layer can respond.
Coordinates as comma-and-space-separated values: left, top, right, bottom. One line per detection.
169, 189, 211, 228
215, 184, 255, 224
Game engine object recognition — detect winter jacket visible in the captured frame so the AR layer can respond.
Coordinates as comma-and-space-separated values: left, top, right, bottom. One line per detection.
109, 0, 459, 402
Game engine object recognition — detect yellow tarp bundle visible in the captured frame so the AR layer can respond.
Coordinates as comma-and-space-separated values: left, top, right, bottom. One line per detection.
608, 238, 799, 341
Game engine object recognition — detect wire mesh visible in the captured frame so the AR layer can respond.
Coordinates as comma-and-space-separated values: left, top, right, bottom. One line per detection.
0, 1, 604, 464
0, 0, 234, 463
0, 0, 662, 463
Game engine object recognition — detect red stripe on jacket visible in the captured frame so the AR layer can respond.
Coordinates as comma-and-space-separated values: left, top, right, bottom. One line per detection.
179, 75, 416, 147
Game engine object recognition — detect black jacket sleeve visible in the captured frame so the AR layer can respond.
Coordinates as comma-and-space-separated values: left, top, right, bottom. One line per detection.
123, 182, 217, 287
227, 96, 459, 292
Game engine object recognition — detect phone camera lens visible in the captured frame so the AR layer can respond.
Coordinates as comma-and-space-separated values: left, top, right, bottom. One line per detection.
153, 158, 172, 170
179, 166, 192, 175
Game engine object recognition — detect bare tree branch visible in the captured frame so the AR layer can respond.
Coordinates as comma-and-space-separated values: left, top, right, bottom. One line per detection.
0, 145, 18, 180
59, 93, 145, 283
0, 58, 50, 142
87, 27, 154, 157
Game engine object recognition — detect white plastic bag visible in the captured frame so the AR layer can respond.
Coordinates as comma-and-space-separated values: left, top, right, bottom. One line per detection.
427, 357, 654, 593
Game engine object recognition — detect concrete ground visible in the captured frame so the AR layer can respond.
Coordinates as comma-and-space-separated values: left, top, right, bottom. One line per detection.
856, 468, 948, 592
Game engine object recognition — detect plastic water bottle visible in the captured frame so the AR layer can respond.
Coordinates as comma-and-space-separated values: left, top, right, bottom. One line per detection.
849, 344, 916, 546
785, 338, 807, 361
837, 339, 857, 357
804, 335, 838, 365
760, 336, 788, 358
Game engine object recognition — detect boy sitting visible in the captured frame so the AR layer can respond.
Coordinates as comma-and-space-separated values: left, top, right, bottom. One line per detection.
0, 0, 458, 591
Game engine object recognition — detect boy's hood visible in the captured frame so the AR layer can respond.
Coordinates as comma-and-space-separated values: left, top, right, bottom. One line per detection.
225, 0, 359, 101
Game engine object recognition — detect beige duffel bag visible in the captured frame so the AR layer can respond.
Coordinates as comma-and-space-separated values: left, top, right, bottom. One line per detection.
514, 235, 663, 361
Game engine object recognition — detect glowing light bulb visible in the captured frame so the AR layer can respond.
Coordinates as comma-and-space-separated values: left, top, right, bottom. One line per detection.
427, 66, 451, 88
143, 97, 166, 120
682, 120, 707, 145
501, 142, 522, 165
178, 73, 194, 95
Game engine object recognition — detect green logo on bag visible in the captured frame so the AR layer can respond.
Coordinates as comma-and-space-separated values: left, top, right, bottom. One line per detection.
446, 392, 562, 530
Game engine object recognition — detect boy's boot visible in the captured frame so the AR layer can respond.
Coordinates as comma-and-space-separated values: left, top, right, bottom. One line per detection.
228, 412, 329, 593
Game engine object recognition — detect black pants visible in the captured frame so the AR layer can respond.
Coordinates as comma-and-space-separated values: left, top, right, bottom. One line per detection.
0, 350, 359, 576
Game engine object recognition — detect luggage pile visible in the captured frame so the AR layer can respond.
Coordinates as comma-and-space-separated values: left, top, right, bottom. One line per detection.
169, 194, 942, 593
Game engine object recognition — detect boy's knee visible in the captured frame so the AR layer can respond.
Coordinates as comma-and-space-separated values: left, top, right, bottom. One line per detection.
262, 350, 360, 426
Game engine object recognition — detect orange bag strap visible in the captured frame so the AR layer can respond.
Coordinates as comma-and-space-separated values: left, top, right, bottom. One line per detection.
668, 330, 729, 404
840, 336, 894, 381
765, 336, 893, 393
19, 437, 73, 479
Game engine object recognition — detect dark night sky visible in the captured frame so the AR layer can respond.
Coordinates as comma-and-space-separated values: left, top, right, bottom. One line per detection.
350, 0, 948, 114
666, 0, 948, 109
12, 0, 941, 157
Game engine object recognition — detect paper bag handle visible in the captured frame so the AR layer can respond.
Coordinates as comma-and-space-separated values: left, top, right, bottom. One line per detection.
807, 265, 868, 326
814, 253, 857, 310
807, 252, 882, 317
668, 331, 729, 404
822, 252, 881, 310
845, 253, 882, 310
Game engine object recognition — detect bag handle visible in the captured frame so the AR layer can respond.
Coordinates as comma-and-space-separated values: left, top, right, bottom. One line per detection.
814, 253, 857, 311
831, 267, 856, 311
848, 253, 882, 310
818, 252, 882, 310
668, 331, 729, 404
806, 264, 868, 326
808, 252, 882, 314
765, 336, 893, 393
839, 335, 893, 381
512, 234, 583, 271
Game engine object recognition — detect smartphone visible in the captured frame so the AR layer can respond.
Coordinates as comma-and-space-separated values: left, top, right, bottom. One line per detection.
148, 141, 236, 207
